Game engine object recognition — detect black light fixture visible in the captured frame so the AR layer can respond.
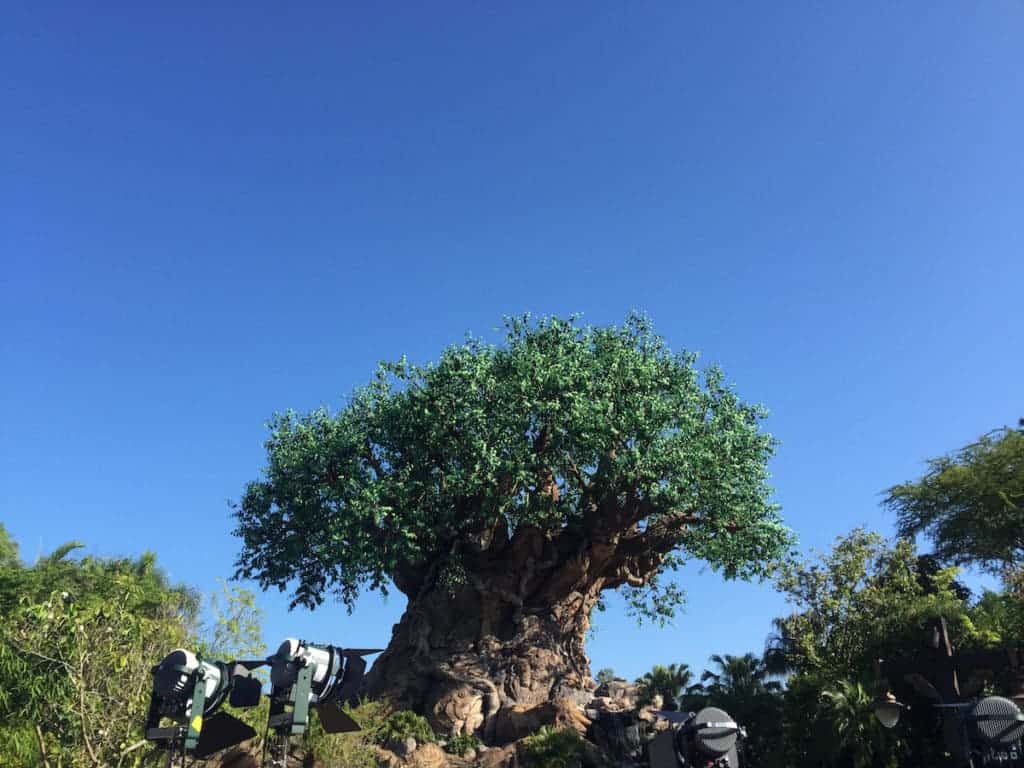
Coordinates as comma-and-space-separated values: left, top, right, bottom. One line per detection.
144, 648, 264, 764
649, 707, 746, 768
966, 696, 1024, 751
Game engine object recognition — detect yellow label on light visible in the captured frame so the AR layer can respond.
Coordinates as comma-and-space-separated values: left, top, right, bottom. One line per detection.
191, 716, 203, 733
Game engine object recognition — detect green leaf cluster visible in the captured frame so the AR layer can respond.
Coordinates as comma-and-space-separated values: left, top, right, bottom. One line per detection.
0, 532, 265, 768
519, 726, 586, 768
444, 733, 483, 756
886, 426, 1024, 574
0, 543, 199, 767
375, 710, 437, 746
234, 313, 793, 622
302, 698, 392, 768
635, 662, 693, 710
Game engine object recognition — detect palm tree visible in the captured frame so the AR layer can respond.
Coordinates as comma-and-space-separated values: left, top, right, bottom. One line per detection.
635, 663, 693, 711
700, 652, 781, 699
700, 653, 785, 767
820, 679, 898, 768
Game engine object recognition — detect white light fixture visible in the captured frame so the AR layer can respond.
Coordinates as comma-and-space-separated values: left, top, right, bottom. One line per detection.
873, 691, 904, 729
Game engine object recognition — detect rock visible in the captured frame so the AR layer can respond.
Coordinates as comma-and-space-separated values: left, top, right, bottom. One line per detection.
432, 682, 487, 736
492, 699, 591, 745
218, 748, 259, 768
375, 746, 402, 768
587, 708, 643, 764
408, 743, 449, 768
387, 737, 418, 758
592, 679, 638, 710
553, 699, 592, 735
480, 743, 518, 768
493, 704, 546, 745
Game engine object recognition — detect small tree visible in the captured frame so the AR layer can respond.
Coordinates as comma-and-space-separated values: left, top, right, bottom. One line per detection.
594, 668, 616, 685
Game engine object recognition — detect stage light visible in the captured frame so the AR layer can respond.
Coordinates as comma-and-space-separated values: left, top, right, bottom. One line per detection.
144, 648, 263, 763
649, 706, 746, 768
967, 696, 1024, 750
261, 638, 382, 738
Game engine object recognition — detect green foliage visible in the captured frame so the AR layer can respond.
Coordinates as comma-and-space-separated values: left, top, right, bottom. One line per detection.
699, 652, 780, 698
819, 680, 900, 768
235, 313, 792, 624
376, 710, 437, 745
0, 528, 266, 768
0, 541, 199, 767
0, 524, 18, 569
886, 426, 1024, 574
201, 578, 265, 660
768, 529, 987, 767
635, 663, 693, 710
304, 698, 391, 768
969, 588, 1024, 646
770, 529, 973, 682
520, 726, 585, 768
594, 668, 616, 685
445, 733, 483, 757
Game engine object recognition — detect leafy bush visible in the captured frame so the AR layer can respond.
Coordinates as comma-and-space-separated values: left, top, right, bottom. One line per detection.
520, 727, 585, 768
376, 710, 437, 746
0, 531, 267, 768
445, 733, 483, 756
0, 543, 199, 767
304, 698, 391, 768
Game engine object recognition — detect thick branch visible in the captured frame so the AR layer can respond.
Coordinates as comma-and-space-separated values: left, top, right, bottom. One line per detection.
620, 508, 702, 555
597, 509, 702, 587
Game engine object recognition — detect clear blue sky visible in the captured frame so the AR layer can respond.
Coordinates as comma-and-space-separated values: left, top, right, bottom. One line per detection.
2, 2, 1022, 681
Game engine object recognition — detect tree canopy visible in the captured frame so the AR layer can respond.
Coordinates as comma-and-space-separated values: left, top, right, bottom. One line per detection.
885, 426, 1024, 575
234, 314, 793, 618
769, 529, 974, 683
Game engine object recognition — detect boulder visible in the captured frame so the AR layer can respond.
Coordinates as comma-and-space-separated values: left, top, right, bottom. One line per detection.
387, 737, 418, 758
480, 743, 518, 768
591, 679, 638, 711
409, 743, 449, 768
492, 699, 591, 745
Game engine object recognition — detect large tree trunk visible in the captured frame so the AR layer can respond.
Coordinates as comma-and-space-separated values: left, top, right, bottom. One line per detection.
365, 498, 685, 742
367, 579, 598, 742
365, 524, 624, 743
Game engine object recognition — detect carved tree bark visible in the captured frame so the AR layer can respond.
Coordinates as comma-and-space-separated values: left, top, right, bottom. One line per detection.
366, 509, 690, 742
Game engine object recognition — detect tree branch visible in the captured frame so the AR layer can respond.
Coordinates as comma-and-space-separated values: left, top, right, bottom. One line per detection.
611, 508, 702, 563
77, 653, 100, 767
35, 725, 52, 768
115, 740, 149, 768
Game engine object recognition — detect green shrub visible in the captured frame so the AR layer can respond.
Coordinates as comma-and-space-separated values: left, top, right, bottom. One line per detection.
445, 733, 483, 756
520, 726, 585, 768
304, 698, 392, 768
376, 710, 437, 746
